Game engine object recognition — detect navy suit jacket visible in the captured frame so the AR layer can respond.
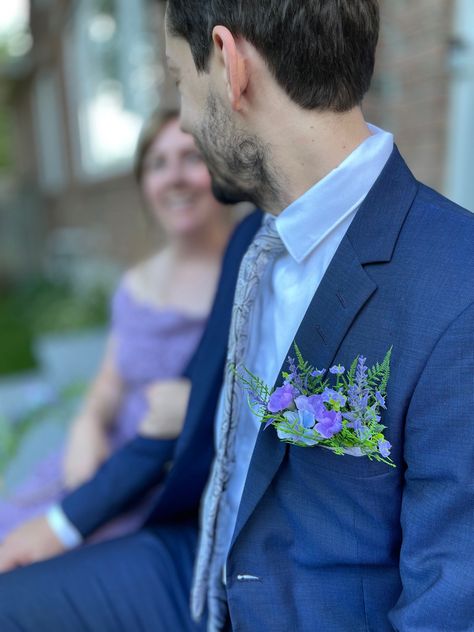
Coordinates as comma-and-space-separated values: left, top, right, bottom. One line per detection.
225, 148, 474, 631
61, 209, 263, 535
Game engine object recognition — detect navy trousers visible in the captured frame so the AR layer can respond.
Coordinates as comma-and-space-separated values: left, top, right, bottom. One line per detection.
0, 521, 207, 632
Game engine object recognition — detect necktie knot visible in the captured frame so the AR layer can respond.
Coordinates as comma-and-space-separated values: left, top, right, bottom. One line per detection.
254, 214, 285, 253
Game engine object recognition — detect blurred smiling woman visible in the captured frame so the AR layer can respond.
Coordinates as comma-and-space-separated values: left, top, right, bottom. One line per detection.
0, 109, 234, 542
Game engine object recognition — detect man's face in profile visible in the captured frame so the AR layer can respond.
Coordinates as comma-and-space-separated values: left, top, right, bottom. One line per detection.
165, 21, 274, 208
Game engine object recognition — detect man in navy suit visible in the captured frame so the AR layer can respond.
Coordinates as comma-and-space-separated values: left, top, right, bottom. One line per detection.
163, 0, 474, 630
1, 2, 473, 632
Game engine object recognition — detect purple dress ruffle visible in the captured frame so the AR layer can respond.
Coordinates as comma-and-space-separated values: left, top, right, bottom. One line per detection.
0, 282, 206, 541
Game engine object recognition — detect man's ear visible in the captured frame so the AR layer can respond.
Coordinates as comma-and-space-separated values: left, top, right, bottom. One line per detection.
212, 26, 249, 111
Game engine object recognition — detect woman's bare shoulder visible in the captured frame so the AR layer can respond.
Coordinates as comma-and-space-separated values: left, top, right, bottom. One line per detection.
122, 252, 167, 303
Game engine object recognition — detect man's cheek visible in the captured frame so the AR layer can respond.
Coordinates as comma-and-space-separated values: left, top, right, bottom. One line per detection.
179, 100, 198, 134
179, 109, 192, 134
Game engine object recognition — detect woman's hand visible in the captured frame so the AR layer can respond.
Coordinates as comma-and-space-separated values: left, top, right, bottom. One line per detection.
0, 516, 65, 573
139, 379, 192, 440
62, 336, 122, 490
62, 417, 110, 490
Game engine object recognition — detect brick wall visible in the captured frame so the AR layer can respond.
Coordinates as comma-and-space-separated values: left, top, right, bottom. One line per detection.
11, 0, 459, 276
365, 0, 455, 192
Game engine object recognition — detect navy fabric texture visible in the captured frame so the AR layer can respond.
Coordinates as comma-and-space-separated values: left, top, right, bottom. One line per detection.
0, 522, 204, 632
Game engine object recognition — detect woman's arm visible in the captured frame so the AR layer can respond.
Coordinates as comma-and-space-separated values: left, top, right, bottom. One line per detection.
63, 336, 124, 490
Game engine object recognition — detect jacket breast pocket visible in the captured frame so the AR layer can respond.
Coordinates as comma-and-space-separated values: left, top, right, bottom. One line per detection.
288, 441, 399, 480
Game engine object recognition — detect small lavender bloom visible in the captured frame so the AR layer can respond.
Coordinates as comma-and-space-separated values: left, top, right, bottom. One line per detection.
342, 413, 357, 427
311, 368, 326, 377
343, 411, 362, 430
322, 388, 347, 408
347, 384, 360, 408
342, 411, 357, 423
356, 425, 372, 441
329, 365, 345, 375
375, 391, 387, 409
287, 356, 304, 391
356, 356, 368, 387
367, 406, 381, 424
314, 408, 343, 439
248, 391, 266, 408
267, 383, 299, 413
264, 417, 275, 430
378, 439, 392, 458
360, 392, 369, 410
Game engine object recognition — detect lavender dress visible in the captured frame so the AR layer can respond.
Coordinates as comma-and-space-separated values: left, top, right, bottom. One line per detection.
0, 282, 206, 541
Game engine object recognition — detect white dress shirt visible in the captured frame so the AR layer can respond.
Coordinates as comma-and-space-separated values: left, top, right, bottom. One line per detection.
216, 124, 394, 572
49, 124, 393, 549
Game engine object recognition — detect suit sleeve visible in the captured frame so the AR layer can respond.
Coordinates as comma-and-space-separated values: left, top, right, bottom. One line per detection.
389, 301, 474, 631
61, 436, 176, 537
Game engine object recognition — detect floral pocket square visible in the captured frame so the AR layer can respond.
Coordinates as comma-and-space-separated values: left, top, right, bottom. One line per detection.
234, 346, 395, 467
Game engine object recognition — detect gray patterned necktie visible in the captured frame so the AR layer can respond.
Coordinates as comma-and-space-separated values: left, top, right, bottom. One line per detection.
192, 214, 285, 631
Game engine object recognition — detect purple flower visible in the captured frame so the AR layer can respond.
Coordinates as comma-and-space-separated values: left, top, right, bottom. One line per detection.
378, 439, 392, 458
267, 383, 299, 413
314, 408, 343, 439
311, 368, 326, 378
284, 409, 316, 429
322, 388, 347, 408
375, 391, 386, 409
329, 365, 345, 375
278, 411, 318, 446
299, 409, 316, 429
295, 394, 325, 416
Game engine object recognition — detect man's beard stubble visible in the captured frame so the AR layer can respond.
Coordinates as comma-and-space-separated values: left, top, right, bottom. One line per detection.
194, 93, 283, 211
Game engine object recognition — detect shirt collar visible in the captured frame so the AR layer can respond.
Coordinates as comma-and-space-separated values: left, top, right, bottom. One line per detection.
275, 124, 394, 263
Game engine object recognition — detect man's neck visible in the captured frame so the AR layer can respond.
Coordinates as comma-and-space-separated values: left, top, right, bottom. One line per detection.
255, 106, 372, 215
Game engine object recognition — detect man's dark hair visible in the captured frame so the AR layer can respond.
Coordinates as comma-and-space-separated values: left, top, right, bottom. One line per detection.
166, 0, 379, 112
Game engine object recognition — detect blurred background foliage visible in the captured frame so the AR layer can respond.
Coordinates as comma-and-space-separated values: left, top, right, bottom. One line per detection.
0, 108, 11, 170
0, 279, 109, 375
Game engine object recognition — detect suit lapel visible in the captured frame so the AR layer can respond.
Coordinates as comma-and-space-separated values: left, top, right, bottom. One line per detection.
231, 237, 376, 546
231, 146, 418, 547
